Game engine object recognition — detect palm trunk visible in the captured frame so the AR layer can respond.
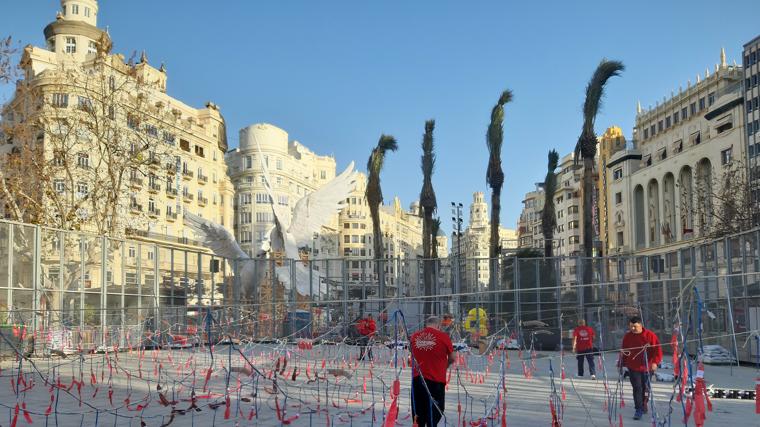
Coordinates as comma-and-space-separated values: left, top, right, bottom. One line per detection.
370, 205, 384, 311
422, 210, 433, 315
489, 186, 501, 259
582, 156, 594, 307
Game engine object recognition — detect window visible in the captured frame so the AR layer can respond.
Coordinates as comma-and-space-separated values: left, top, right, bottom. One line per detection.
245, 156, 252, 169
659, 148, 667, 160
344, 235, 350, 244
84, 6, 90, 17
62, 5, 66, 15
344, 222, 350, 229
665, 116, 671, 128
690, 131, 701, 145
76, 182, 88, 197
568, 205, 579, 214
643, 128, 649, 139
240, 231, 252, 243
690, 102, 696, 116
681, 107, 688, 121
54, 179, 65, 194
77, 96, 93, 111
650, 124, 655, 136
699, 97, 705, 111
255, 193, 272, 204
179, 139, 190, 152
194, 145, 205, 157
708, 92, 715, 106
145, 125, 158, 137
127, 114, 140, 130
276, 159, 283, 170
240, 212, 252, 224
77, 152, 89, 168
568, 220, 579, 229
617, 231, 624, 246
71, 4, 79, 14
240, 193, 252, 205
163, 132, 175, 145
674, 139, 683, 153
615, 192, 622, 204
747, 100, 753, 112
65, 37, 76, 54
613, 168, 623, 180
673, 112, 679, 125
721, 147, 733, 165
658, 120, 663, 132
52, 93, 68, 108
320, 170, 327, 179
569, 236, 580, 244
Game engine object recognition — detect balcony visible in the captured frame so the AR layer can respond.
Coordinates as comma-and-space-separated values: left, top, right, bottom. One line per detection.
129, 177, 143, 188
130, 204, 143, 213
198, 174, 208, 184
181, 170, 194, 180
198, 196, 208, 206
148, 183, 161, 194
166, 187, 177, 198
166, 163, 177, 174
148, 207, 161, 218
148, 157, 161, 169
166, 211, 178, 221
182, 192, 194, 202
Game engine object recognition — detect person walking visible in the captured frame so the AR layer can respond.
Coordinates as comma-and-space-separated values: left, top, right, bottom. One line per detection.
619, 316, 662, 420
357, 313, 376, 361
410, 316, 456, 427
572, 319, 596, 379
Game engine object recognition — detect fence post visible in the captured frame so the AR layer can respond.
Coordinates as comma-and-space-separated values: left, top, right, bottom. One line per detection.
724, 237, 740, 371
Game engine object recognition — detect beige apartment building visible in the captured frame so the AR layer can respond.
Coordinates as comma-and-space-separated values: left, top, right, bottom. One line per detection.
0, 0, 236, 332
517, 184, 545, 250
451, 192, 516, 293
1, 0, 234, 242
597, 126, 627, 256
606, 52, 745, 258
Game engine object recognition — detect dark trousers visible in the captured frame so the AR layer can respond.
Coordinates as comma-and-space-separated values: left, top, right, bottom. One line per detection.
357, 336, 372, 360
576, 349, 596, 376
628, 371, 650, 411
412, 376, 445, 427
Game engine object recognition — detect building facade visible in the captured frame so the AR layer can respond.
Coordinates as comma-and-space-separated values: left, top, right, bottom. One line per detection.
225, 123, 338, 258
451, 192, 516, 293
743, 36, 760, 221
517, 184, 545, 250
607, 51, 745, 257
1, 0, 234, 243
597, 126, 627, 256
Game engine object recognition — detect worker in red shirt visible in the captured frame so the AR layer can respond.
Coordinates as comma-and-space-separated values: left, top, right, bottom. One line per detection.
356, 313, 376, 361
619, 316, 662, 420
410, 316, 455, 427
572, 319, 596, 379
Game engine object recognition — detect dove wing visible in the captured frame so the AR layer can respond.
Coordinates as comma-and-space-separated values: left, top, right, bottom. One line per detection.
287, 162, 358, 247
183, 211, 248, 260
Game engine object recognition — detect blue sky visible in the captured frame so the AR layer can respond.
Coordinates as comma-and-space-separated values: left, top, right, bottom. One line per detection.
3, 0, 759, 234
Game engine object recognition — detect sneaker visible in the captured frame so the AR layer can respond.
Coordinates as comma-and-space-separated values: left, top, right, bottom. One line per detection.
633, 409, 643, 420
590, 374, 596, 380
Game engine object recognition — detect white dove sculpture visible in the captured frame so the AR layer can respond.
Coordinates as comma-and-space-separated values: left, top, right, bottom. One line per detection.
183, 157, 358, 297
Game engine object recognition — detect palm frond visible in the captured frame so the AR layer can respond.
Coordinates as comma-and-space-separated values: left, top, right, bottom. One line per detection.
574, 59, 624, 162
486, 89, 513, 187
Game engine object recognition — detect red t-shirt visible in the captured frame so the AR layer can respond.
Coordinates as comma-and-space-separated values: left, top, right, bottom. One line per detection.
621, 328, 663, 372
573, 325, 595, 351
357, 318, 376, 337
410, 327, 453, 383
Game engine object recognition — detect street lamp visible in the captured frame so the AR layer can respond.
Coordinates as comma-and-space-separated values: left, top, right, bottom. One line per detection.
451, 202, 464, 320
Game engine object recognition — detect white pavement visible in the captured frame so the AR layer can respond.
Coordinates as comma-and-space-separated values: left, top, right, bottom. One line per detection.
0, 344, 757, 426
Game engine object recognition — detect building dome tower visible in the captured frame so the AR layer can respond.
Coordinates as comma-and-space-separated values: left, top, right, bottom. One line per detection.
61, 0, 99, 26
44, 0, 109, 61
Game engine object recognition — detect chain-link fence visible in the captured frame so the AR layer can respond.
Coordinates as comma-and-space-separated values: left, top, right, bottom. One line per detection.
0, 218, 758, 363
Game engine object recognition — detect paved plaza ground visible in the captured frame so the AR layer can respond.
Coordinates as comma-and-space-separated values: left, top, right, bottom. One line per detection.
0, 342, 757, 426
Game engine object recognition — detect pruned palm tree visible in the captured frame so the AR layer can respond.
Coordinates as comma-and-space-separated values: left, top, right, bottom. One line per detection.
574, 59, 624, 293
541, 150, 559, 258
366, 134, 398, 304
419, 120, 437, 314
431, 217, 441, 259
486, 90, 513, 260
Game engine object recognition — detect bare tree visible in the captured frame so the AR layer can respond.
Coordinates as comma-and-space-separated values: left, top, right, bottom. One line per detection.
695, 158, 754, 239
1, 53, 173, 238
